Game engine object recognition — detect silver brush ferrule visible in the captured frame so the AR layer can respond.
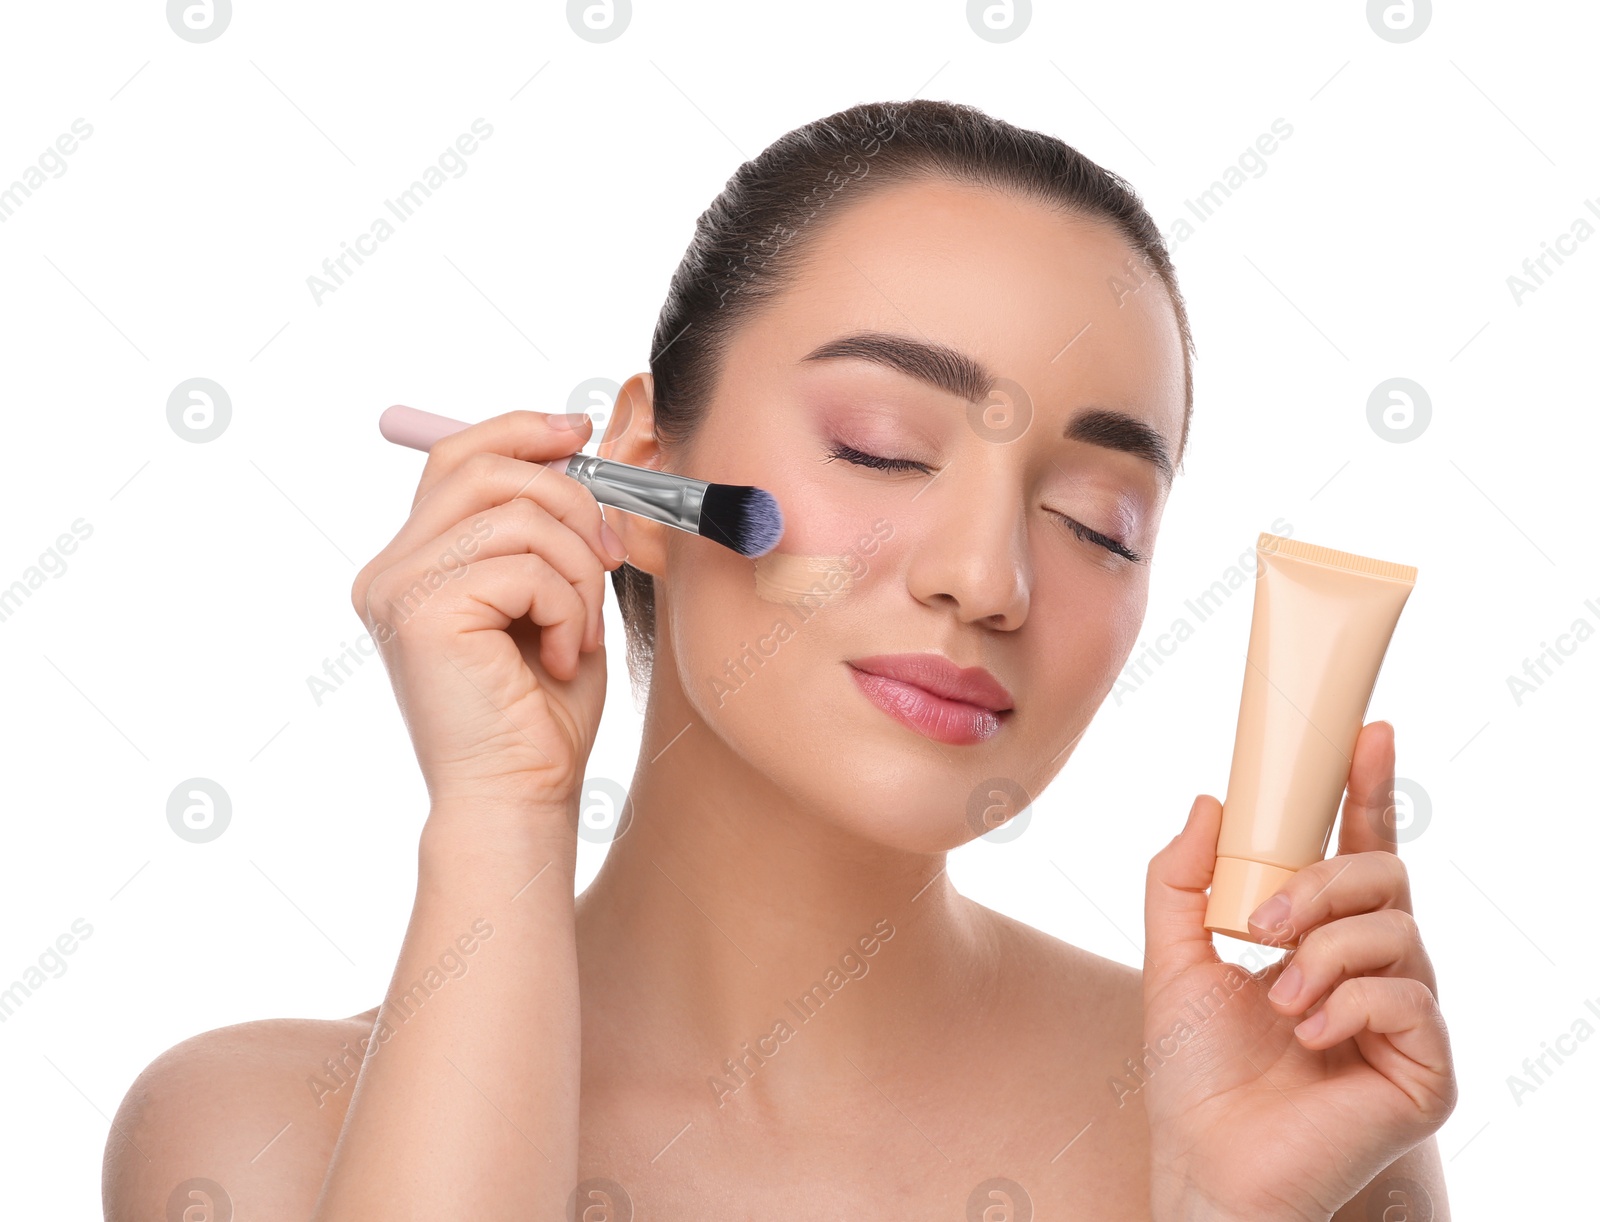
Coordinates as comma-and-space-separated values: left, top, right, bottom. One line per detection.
563, 453, 708, 535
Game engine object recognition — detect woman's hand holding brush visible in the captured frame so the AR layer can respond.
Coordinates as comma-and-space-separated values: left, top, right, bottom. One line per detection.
315, 407, 627, 1221
350, 407, 629, 821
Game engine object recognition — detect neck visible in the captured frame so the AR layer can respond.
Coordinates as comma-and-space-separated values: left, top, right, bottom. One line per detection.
574, 673, 999, 1110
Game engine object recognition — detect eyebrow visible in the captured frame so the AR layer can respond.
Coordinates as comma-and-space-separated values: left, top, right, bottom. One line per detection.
799, 330, 1175, 488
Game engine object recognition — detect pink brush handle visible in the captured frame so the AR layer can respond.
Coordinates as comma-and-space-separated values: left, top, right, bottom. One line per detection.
379, 404, 573, 475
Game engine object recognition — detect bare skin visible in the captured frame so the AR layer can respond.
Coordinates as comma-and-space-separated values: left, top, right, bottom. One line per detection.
103, 178, 1454, 1220
103, 928, 1157, 1218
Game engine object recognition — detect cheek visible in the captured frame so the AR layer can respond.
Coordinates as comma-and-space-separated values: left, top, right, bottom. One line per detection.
753, 523, 887, 606
663, 507, 894, 728
661, 534, 778, 705
660, 441, 855, 686
1030, 562, 1150, 701
744, 455, 900, 603
782, 461, 892, 543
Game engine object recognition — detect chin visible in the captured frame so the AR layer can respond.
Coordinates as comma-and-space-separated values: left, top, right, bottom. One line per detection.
723, 699, 1028, 854
794, 768, 990, 854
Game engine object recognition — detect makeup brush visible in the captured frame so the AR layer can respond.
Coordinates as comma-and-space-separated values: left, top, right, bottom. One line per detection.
378, 404, 784, 558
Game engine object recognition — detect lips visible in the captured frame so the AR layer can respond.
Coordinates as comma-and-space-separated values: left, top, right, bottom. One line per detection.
845, 653, 1014, 746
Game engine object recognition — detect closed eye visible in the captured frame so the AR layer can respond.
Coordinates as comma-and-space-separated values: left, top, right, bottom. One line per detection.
822, 441, 1146, 564
822, 441, 930, 474
1049, 512, 1145, 564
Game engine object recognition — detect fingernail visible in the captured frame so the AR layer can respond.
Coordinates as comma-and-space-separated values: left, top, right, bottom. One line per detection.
1267, 962, 1301, 1004
1248, 892, 1291, 934
1294, 1010, 1327, 1041
601, 522, 628, 561
550, 411, 591, 428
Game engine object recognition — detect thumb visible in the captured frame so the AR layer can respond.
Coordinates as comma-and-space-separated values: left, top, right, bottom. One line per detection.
1144, 794, 1225, 992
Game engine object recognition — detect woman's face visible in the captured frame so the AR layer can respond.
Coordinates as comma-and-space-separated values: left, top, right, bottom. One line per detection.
649, 178, 1187, 852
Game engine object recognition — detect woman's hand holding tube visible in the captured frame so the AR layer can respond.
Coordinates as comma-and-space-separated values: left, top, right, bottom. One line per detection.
312, 409, 627, 1222
1140, 721, 1458, 1221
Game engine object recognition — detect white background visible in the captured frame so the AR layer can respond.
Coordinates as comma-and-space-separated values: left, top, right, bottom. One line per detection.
2, 1, 1594, 1216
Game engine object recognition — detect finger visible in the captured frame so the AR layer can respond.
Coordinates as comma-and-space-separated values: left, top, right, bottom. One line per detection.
1247, 850, 1411, 945
1144, 795, 1225, 992
413, 409, 593, 509
415, 451, 619, 570
415, 491, 610, 653
1291, 977, 1454, 1106
453, 497, 610, 657
1336, 719, 1398, 857
372, 552, 590, 683
1264, 908, 1437, 1018
355, 452, 622, 638
365, 499, 609, 671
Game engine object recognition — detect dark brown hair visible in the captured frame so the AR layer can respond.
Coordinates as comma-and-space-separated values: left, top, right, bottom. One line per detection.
612, 98, 1195, 697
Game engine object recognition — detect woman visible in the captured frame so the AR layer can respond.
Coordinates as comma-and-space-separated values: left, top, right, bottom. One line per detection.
104, 99, 1456, 1221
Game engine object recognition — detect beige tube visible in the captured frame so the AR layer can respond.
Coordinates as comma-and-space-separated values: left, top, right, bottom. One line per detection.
1204, 532, 1417, 941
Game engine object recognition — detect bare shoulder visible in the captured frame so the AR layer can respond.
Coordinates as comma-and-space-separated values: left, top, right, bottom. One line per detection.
983, 903, 1143, 1025
965, 903, 1154, 1212
980, 904, 1148, 1096
102, 1005, 380, 1222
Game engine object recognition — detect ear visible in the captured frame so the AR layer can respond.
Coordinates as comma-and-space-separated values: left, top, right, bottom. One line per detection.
597, 372, 670, 579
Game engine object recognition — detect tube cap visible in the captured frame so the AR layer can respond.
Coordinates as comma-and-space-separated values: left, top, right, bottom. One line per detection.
1204, 856, 1300, 942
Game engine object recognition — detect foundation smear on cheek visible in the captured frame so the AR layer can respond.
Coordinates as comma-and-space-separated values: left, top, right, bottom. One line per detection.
752, 552, 856, 605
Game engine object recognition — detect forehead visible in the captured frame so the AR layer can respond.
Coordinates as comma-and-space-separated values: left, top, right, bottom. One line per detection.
729, 177, 1187, 454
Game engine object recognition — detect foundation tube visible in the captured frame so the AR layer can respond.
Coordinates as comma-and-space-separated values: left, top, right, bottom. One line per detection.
1204, 532, 1418, 942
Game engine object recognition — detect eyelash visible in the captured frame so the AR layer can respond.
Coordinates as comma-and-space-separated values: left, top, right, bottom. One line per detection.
821, 442, 1146, 564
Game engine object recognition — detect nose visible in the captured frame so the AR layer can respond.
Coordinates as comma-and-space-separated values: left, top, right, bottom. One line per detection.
904, 471, 1031, 630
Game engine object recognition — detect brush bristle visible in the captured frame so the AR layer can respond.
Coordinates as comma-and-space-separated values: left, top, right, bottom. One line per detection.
698, 483, 784, 557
